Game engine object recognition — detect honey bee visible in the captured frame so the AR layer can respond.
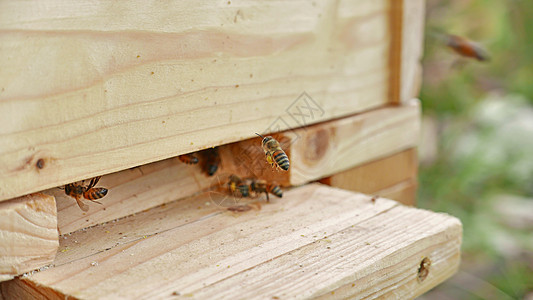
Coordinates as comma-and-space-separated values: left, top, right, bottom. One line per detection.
227, 175, 282, 202
248, 178, 283, 202
445, 34, 490, 61
178, 153, 199, 164
60, 176, 108, 211
255, 133, 290, 171
227, 174, 251, 198
200, 147, 221, 176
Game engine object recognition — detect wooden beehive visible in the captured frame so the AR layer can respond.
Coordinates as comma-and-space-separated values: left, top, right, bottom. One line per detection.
0, 1, 462, 299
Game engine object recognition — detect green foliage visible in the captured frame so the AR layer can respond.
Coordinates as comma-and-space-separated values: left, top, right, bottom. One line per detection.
419, 0, 533, 297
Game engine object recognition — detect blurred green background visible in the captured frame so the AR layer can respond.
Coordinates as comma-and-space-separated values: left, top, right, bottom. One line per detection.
418, 0, 533, 299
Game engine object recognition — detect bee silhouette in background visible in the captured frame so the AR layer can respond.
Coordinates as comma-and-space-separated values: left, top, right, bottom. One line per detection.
178, 153, 199, 164
227, 174, 250, 198
199, 147, 221, 176
445, 34, 490, 61
431, 32, 490, 62
255, 133, 290, 171
60, 176, 108, 211
248, 178, 283, 202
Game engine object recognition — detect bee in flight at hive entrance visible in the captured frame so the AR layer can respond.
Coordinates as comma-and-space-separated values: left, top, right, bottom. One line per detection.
60, 176, 108, 211
255, 133, 290, 171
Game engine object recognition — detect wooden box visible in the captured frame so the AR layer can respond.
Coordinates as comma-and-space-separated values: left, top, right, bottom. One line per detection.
0, 1, 463, 299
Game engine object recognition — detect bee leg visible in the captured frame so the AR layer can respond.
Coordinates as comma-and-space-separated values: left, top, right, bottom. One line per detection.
89, 200, 104, 205
266, 153, 274, 166
265, 192, 270, 202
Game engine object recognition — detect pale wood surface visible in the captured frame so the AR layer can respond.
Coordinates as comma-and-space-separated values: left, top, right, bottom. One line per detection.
0, 0, 399, 202
33, 103, 419, 236
378, 178, 418, 206
219, 101, 420, 186
401, 0, 425, 102
47, 157, 216, 235
0, 193, 58, 282
290, 99, 420, 185
2, 184, 462, 299
321, 148, 418, 205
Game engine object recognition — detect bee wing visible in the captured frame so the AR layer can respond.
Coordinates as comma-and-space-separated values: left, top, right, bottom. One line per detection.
76, 198, 90, 212
87, 176, 102, 189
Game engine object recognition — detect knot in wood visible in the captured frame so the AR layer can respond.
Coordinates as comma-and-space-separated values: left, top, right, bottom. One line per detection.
303, 128, 330, 164
417, 257, 431, 282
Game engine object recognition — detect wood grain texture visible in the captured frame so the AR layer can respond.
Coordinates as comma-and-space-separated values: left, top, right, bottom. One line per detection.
378, 178, 418, 206
400, 0, 425, 102
47, 156, 217, 235
2, 184, 462, 299
218, 100, 420, 186
0, 0, 401, 202
320, 148, 418, 205
0, 193, 58, 282
389, 0, 425, 104
37, 102, 417, 235
388, 0, 403, 104
290, 99, 420, 185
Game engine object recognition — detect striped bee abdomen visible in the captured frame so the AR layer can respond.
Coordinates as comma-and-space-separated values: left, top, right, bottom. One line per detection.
268, 184, 283, 198
273, 150, 290, 171
84, 187, 108, 200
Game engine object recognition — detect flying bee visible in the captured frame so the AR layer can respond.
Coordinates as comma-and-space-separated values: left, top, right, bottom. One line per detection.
227, 174, 251, 198
199, 147, 221, 176
178, 153, 199, 164
255, 133, 290, 171
60, 176, 108, 211
444, 34, 490, 62
249, 178, 283, 202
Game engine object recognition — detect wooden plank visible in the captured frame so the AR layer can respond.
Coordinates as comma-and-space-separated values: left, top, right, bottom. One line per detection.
388, 0, 403, 104
320, 148, 418, 206
400, 0, 425, 102
388, 0, 425, 104
378, 178, 418, 206
29, 102, 417, 236
289, 99, 420, 185
2, 184, 462, 299
48, 156, 216, 235
221, 100, 420, 186
0, 0, 404, 202
0, 193, 58, 282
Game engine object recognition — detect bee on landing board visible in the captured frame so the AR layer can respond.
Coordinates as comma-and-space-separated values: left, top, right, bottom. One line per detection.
178, 153, 199, 164
444, 34, 490, 62
199, 147, 221, 176
249, 178, 283, 202
227, 175, 283, 202
60, 176, 108, 211
227, 174, 251, 198
255, 133, 290, 171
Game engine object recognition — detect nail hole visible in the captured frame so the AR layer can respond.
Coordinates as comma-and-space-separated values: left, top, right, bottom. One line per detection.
417, 257, 431, 282
36, 158, 45, 169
